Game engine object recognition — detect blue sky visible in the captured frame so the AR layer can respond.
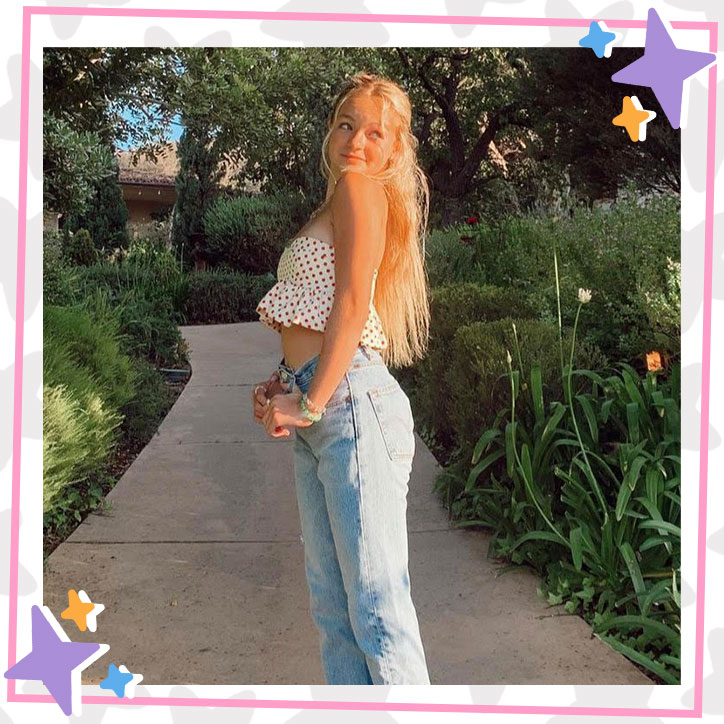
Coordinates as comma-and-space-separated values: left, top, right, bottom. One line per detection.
115, 107, 184, 150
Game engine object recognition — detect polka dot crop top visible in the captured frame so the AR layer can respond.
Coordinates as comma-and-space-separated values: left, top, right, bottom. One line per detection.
255, 236, 388, 351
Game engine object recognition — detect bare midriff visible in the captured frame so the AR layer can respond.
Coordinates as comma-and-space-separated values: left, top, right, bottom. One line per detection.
281, 324, 327, 370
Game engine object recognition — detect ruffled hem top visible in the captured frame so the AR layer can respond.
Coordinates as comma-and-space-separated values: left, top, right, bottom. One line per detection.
256, 236, 388, 350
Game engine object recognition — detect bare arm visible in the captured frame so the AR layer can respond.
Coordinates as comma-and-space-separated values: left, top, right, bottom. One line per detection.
305, 171, 387, 411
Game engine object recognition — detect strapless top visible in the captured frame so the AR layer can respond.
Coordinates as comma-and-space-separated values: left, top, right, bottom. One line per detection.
255, 236, 388, 350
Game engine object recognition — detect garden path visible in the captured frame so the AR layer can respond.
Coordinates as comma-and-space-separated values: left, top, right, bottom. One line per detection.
43, 322, 651, 686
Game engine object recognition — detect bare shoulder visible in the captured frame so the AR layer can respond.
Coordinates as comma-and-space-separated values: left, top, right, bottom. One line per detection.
331, 170, 388, 221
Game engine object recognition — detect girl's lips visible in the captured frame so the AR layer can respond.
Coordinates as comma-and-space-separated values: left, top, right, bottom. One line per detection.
343, 154, 365, 162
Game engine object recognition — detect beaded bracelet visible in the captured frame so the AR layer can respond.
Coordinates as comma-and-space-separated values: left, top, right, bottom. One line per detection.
299, 392, 326, 423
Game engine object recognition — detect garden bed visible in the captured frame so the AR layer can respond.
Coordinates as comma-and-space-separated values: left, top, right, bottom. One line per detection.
43, 366, 190, 560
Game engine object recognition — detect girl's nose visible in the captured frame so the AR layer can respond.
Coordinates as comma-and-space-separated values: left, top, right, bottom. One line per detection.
349, 129, 365, 149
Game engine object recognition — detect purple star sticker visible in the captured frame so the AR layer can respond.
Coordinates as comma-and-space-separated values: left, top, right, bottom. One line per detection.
4, 605, 109, 716
611, 7, 716, 129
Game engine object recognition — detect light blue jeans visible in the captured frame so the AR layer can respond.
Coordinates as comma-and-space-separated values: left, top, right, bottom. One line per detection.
276, 345, 431, 685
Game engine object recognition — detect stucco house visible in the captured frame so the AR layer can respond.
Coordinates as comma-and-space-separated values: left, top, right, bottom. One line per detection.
116, 142, 256, 239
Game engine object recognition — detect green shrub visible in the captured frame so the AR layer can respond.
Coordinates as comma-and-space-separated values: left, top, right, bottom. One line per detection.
111, 288, 187, 367
63, 156, 129, 251
424, 225, 482, 287
448, 317, 608, 461
72, 260, 180, 304
119, 355, 174, 442
121, 236, 181, 281
78, 237, 182, 293
61, 228, 98, 267
43, 383, 121, 514
423, 195, 679, 365
204, 191, 309, 274
43, 302, 135, 514
44, 303, 137, 412
400, 283, 538, 461
451, 195, 680, 364
430, 282, 539, 353
180, 271, 276, 324
68, 248, 189, 367
43, 231, 76, 306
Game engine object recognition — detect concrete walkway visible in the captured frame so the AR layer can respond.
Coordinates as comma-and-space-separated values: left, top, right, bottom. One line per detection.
44, 322, 651, 685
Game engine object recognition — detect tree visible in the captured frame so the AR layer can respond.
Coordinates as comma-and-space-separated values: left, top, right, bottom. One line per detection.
171, 124, 224, 256
43, 110, 116, 220
172, 47, 536, 224
174, 47, 381, 204
517, 47, 680, 202
390, 48, 534, 223
43, 47, 182, 160
64, 155, 129, 251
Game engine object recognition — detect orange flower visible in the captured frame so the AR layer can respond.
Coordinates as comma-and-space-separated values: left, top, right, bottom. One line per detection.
646, 350, 662, 372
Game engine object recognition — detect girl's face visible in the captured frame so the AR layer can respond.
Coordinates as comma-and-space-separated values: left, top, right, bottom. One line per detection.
327, 92, 399, 179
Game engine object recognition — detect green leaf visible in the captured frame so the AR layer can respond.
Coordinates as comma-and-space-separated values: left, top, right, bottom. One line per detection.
672, 571, 681, 608
571, 455, 608, 521
645, 467, 664, 506
621, 366, 648, 410
619, 541, 645, 598
639, 520, 681, 537
634, 495, 672, 554
570, 368, 606, 387
540, 403, 567, 449
616, 476, 632, 520
521, 442, 534, 486
593, 614, 680, 649
624, 456, 648, 492
531, 364, 544, 424
626, 401, 640, 444
575, 394, 599, 444
504, 421, 516, 478
509, 530, 570, 552
595, 634, 679, 684
639, 580, 676, 617
472, 428, 502, 465
600, 398, 614, 423
570, 527, 583, 570
466, 449, 506, 492
639, 536, 673, 552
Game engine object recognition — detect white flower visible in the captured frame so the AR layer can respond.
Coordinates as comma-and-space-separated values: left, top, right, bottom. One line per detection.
578, 288, 592, 304
506, 349, 512, 365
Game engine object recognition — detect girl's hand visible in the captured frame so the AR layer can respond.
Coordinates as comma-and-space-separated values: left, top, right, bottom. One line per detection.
261, 389, 316, 438
252, 372, 288, 424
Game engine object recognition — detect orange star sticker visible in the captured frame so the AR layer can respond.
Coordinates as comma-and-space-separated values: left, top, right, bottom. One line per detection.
61, 589, 103, 632
612, 95, 657, 142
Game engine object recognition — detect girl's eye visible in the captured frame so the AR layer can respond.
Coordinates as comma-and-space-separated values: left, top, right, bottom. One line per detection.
371, 130, 382, 138
340, 122, 352, 130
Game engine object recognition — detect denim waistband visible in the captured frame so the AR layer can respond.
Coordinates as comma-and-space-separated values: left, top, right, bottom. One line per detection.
277, 345, 384, 392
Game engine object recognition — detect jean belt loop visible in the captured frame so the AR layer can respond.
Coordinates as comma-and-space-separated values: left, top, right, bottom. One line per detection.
277, 364, 296, 393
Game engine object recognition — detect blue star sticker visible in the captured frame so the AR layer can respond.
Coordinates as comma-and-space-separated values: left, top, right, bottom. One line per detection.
579, 20, 619, 59
100, 664, 134, 698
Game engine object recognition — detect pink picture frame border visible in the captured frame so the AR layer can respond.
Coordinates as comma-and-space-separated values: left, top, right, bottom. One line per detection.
7, 5, 718, 717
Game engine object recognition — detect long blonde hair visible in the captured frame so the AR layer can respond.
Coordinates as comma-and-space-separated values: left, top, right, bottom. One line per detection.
319, 72, 431, 369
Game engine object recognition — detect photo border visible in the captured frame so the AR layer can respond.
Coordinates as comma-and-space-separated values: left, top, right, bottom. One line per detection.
7, 5, 718, 716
